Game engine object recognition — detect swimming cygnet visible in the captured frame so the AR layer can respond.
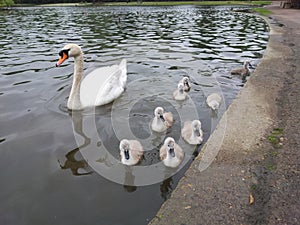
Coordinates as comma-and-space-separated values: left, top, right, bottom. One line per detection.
151, 107, 174, 133
181, 120, 204, 145
180, 76, 190, 92
206, 93, 222, 110
173, 82, 187, 101
160, 137, 184, 168
119, 139, 144, 166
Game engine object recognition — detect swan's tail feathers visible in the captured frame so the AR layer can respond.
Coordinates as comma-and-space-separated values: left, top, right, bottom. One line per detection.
119, 59, 127, 89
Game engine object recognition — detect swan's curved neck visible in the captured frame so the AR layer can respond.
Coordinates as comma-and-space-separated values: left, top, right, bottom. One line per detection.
68, 54, 84, 110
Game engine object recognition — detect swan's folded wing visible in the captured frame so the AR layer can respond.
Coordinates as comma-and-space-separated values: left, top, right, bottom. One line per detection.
80, 62, 127, 107
119, 59, 127, 88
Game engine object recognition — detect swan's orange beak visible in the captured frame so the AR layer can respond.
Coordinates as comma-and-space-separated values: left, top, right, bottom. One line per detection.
56, 51, 68, 67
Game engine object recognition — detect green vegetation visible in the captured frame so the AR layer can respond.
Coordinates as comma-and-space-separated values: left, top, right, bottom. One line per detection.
253, 7, 272, 16
250, 184, 257, 190
267, 164, 276, 171
271, 150, 279, 156
268, 128, 284, 148
0, 0, 14, 7
268, 135, 278, 144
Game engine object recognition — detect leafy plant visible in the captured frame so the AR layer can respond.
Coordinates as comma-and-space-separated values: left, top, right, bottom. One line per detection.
267, 164, 276, 171
0, 0, 14, 7
268, 128, 284, 148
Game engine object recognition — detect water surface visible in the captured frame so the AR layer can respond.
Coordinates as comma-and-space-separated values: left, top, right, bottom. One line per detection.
0, 5, 268, 225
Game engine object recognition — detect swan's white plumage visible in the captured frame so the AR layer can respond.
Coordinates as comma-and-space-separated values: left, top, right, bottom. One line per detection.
181, 120, 203, 145
81, 59, 127, 107
206, 93, 222, 110
56, 44, 127, 110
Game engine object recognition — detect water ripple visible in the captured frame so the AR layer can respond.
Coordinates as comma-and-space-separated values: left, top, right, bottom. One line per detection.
0, 5, 269, 225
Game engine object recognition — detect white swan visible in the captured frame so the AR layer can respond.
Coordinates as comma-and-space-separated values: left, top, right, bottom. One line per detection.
231, 61, 252, 78
151, 107, 174, 133
119, 139, 144, 166
206, 93, 222, 110
181, 120, 204, 145
180, 76, 190, 92
160, 137, 184, 168
173, 82, 187, 101
56, 44, 127, 110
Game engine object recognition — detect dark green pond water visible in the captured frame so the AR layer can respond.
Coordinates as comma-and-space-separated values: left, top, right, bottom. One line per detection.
0, 5, 268, 225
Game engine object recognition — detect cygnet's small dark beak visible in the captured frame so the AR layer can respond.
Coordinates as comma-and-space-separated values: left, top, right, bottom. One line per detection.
124, 150, 130, 160
160, 115, 165, 122
195, 128, 201, 137
169, 148, 175, 157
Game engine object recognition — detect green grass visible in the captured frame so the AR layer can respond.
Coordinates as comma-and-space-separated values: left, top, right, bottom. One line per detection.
268, 135, 278, 144
267, 164, 276, 171
272, 128, 284, 135
250, 184, 257, 190
268, 128, 284, 148
253, 7, 272, 16
271, 150, 279, 156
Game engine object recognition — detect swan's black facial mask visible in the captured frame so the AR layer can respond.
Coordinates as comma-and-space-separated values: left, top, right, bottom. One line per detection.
56, 49, 70, 67
58, 49, 70, 58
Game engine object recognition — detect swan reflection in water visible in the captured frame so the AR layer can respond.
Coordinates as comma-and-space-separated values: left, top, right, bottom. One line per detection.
58, 111, 93, 176
123, 166, 137, 193
58, 147, 93, 176
160, 177, 173, 201
62, 108, 139, 192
